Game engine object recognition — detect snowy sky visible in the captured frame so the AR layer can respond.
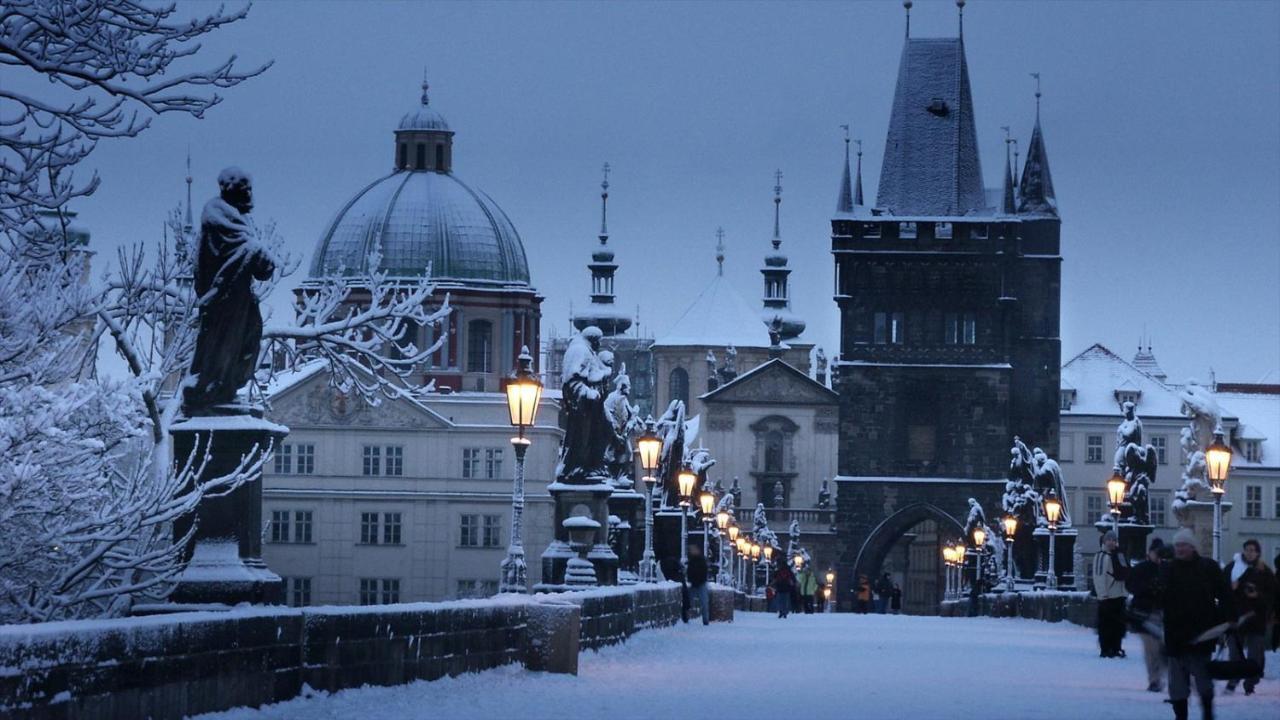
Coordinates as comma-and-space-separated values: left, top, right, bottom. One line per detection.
69, 0, 1280, 384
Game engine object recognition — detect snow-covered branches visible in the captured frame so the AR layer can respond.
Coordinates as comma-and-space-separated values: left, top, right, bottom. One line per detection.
0, 0, 270, 238
264, 253, 450, 404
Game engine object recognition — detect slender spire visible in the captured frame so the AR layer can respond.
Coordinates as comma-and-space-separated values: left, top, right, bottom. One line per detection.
183, 147, 193, 232
903, 0, 912, 38
854, 138, 864, 207
1012, 137, 1020, 194
1031, 71, 1041, 121
957, 0, 965, 38
1018, 74, 1057, 216
715, 226, 725, 276
1001, 127, 1015, 215
836, 125, 854, 214
772, 169, 783, 249
599, 162, 610, 244
420, 68, 430, 106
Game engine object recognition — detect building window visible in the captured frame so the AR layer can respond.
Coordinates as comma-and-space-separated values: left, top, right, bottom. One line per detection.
1116, 391, 1139, 407
1085, 493, 1106, 525
287, 577, 312, 607
459, 514, 479, 547
485, 448, 503, 479
1151, 436, 1167, 465
359, 578, 379, 605
483, 514, 502, 548
1086, 435, 1104, 463
381, 579, 401, 604
435, 144, 445, 168
873, 312, 905, 345
294, 511, 313, 543
669, 367, 689, 407
1060, 390, 1076, 411
467, 319, 493, 373
296, 444, 315, 474
415, 143, 426, 170
962, 313, 976, 344
944, 313, 976, 345
274, 444, 292, 474
385, 445, 403, 476
360, 512, 380, 544
971, 224, 989, 239
1244, 485, 1262, 519
1243, 440, 1261, 463
1274, 486, 1280, 520
383, 512, 402, 544
899, 221, 917, 239
270, 510, 290, 543
398, 143, 407, 170
862, 223, 881, 238
362, 445, 381, 476
935, 222, 953, 239
1150, 494, 1166, 527
463, 448, 481, 479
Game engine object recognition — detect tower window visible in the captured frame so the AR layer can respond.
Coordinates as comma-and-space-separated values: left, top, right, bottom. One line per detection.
435, 144, 445, 169
899, 222, 917, 239
467, 319, 493, 373
936, 222, 953, 239
398, 143, 407, 169
415, 143, 426, 170
669, 367, 689, 407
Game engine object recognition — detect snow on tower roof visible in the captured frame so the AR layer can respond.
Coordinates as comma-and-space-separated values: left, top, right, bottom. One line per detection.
1060, 344, 1186, 418
652, 273, 770, 348
875, 37, 987, 217
1214, 390, 1278, 468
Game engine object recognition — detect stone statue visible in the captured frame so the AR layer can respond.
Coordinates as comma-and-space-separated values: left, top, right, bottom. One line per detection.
772, 479, 785, 507
767, 317, 783, 349
183, 167, 276, 413
730, 476, 743, 508
655, 399, 687, 508
1112, 402, 1157, 525
788, 519, 800, 545
557, 326, 613, 484
816, 479, 831, 509
1114, 401, 1143, 469
602, 363, 640, 484
753, 502, 768, 535
1173, 382, 1222, 523
815, 347, 828, 386
963, 498, 987, 539
1031, 447, 1072, 527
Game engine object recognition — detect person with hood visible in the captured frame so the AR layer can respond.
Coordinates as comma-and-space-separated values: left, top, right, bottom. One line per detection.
890, 583, 903, 614
660, 556, 689, 623
1127, 537, 1171, 691
1223, 538, 1276, 695
686, 544, 711, 626
772, 562, 796, 618
1158, 528, 1234, 720
796, 563, 818, 614
1093, 529, 1130, 658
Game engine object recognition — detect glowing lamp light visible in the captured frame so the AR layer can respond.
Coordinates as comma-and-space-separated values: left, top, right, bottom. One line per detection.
716, 511, 730, 530
737, 537, 748, 554
763, 545, 774, 561
1205, 430, 1232, 494
1002, 515, 1018, 538
1044, 491, 1062, 526
677, 468, 697, 505
823, 587, 832, 600
505, 347, 542, 433
794, 554, 804, 568
698, 491, 716, 516
972, 527, 986, 547
943, 546, 956, 564
751, 543, 761, 560
953, 542, 966, 561
825, 570, 835, 585
1106, 472, 1127, 508
728, 525, 740, 542
635, 418, 662, 474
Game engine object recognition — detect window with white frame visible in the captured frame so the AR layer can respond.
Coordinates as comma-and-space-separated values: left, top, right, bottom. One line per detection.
293, 511, 313, 543
362, 445, 381, 476
382, 512, 402, 544
483, 514, 502, 548
462, 448, 481, 479
459, 514, 479, 547
385, 445, 404, 476
287, 577, 311, 607
360, 512, 380, 544
1116, 391, 1139, 407
899, 222, 917, 239
1152, 436, 1168, 465
358, 578, 378, 605
1085, 493, 1106, 525
1244, 485, 1262, 518
274, 443, 315, 474
270, 510, 290, 543
1149, 494, 1167, 527
936, 222, 953, 239
273, 444, 292, 474
380, 578, 400, 604
1243, 440, 1261, 463
1086, 435, 1104, 463
485, 448, 503, 479
1060, 390, 1075, 411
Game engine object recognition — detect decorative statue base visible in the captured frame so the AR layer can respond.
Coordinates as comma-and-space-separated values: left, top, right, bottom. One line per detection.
169, 408, 287, 605
536, 482, 619, 590
1094, 520, 1155, 562
1032, 526, 1077, 591
607, 481, 646, 583
1175, 500, 1231, 558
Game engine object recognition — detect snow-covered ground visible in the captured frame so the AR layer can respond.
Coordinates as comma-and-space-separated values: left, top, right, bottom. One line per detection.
201, 613, 1278, 720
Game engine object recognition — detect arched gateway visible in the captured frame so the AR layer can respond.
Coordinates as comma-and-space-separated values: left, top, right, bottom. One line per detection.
834, 478, 1003, 613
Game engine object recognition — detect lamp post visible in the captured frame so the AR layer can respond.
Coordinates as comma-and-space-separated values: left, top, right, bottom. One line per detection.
635, 417, 663, 583
823, 586, 832, 613
736, 537, 748, 592
942, 546, 956, 599
1106, 471, 1126, 535
825, 570, 835, 612
953, 542, 967, 595
763, 543, 774, 590
499, 347, 542, 594
699, 491, 716, 560
1002, 515, 1018, 590
1044, 490, 1062, 590
750, 542, 762, 594
677, 467, 697, 572
729, 525, 742, 589
971, 526, 987, 595
1205, 429, 1233, 563
716, 511, 730, 584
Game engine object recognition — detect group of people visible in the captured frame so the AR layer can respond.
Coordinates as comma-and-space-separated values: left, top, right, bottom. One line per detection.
767, 561, 828, 618
852, 573, 902, 614
1092, 529, 1278, 720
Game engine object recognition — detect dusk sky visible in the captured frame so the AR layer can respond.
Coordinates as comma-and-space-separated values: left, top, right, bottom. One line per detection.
72, 0, 1280, 384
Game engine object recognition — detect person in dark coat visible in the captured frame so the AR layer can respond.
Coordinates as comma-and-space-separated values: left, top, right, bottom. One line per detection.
772, 564, 796, 618
855, 575, 872, 614
1127, 537, 1170, 691
1157, 528, 1235, 720
1223, 539, 1276, 695
660, 556, 689, 623
890, 583, 903, 614
1093, 530, 1129, 658
686, 544, 711, 626
874, 572, 894, 614
1273, 551, 1280, 651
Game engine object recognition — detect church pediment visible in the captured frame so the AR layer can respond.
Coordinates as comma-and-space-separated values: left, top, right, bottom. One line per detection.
701, 359, 837, 406
265, 366, 451, 431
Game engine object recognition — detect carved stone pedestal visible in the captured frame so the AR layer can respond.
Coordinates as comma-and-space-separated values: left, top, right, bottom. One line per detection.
537, 481, 618, 590
1033, 526, 1078, 590
169, 412, 287, 606
1094, 520, 1155, 562
1177, 499, 1232, 560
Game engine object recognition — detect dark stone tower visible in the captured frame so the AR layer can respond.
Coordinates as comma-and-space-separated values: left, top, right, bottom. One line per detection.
830, 5, 1062, 607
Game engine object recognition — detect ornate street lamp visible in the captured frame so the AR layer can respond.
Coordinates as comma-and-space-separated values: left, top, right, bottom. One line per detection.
762, 544, 774, 590
750, 542, 762, 595
1002, 515, 1018, 589
499, 346, 542, 594
698, 490, 715, 561
952, 542, 967, 594
794, 554, 804, 569
943, 546, 957, 598
728, 524, 740, 543
678, 467, 697, 570
714, 511, 731, 585
970, 526, 986, 595
1106, 471, 1126, 535
1044, 490, 1062, 590
823, 586, 833, 613
635, 417, 663, 582
1205, 428, 1232, 562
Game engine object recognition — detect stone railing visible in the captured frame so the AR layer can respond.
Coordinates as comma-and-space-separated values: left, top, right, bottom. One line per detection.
1, 583, 733, 720
940, 591, 1097, 628
759, 507, 835, 532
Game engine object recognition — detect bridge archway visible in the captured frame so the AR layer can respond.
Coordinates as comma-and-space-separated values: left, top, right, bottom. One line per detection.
851, 504, 962, 613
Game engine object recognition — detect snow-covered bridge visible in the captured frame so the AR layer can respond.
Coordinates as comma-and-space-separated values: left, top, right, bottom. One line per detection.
200, 613, 1277, 720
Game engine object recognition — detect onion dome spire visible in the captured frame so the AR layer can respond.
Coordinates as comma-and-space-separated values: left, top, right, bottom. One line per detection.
761, 170, 804, 341
573, 162, 629, 336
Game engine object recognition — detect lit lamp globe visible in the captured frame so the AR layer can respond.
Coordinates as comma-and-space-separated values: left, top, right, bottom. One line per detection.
825, 570, 835, 585
1205, 430, 1232, 495
1002, 515, 1018, 538
1044, 491, 1062, 527
823, 587, 832, 600
972, 527, 986, 547
505, 346, 542, 439
677, 469, 697, 506
698, 491, 716, 517
737, 537, 748, 555
716, 511, 730, 530
953, 542, 966, 561
943, 546, 956, 564
763, 545, 774, 561
794, 554, 804, 568
635, 420, 662, 485
728, 524, 740, 543
751, 543, 761, 561
1106, 472, 1127, 509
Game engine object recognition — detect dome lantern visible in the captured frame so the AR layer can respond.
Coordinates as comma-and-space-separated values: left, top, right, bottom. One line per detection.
394, 75, 454, 173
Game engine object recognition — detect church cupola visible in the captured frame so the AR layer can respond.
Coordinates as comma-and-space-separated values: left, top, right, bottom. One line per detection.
760, 170, 805, 341
394, 75, 454, 173
572, 163, 631, 336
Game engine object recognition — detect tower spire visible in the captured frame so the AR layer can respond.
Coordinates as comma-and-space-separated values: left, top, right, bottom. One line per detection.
772, 169, 783, 249
420, 68, 430, 106
715, 226, 725, 277
761, 171, 803, 341
1031, 71, 1041, 121
1018, 74, 1057, 216
903, 0, 912, 38
599, 162, 610, 244
573, 162, 629, 335
854, 138, 864, 207
957, 0, 965, 38
183, 147, 193, 232
836, 125, 854, 214
1001, 127, 1015, 215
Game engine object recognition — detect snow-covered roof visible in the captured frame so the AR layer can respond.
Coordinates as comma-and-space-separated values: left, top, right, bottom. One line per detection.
1060, 344, 1186, 418
260, 359, 327, 398
652, 273, 772, 348
700, 358, 837, 404
875, 37, 986, 217
1215, 391, 1279, 468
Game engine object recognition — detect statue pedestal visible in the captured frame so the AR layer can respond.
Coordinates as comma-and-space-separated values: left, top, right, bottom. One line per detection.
1093, 520, 1155, 561
1177, 499, 1232, 558
168, 413, 286, 606
607, 483, 646, 580
1032, 527, 1078, 590
537, 481, 618, 590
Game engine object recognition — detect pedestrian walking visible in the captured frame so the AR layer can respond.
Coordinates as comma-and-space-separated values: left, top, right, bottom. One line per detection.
1158, 528, 1234, 720
660, 556, 689, 624
855, 575, 872, 614
874, 572, 893, 614
1126, 537, 1170, 691
1092, 529, 1129, 658
890, 583, 902, 614
1222, 539, 1275, 695
1274, 551, 1280, 652
796, 564, 818, 614
773, 563, 796, 618
686, 544, 711, 626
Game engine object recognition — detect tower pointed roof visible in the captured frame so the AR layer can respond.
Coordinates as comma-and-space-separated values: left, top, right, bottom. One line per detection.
836, 133, 854, 214
654, 235, 767, 349
854, 139, 865, 207
1002, 136, 1016, 215
1132, 342, 1167, 383
573, 162, 630, 336
1017, 114, 1057, 216
876, 35, 986, 216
